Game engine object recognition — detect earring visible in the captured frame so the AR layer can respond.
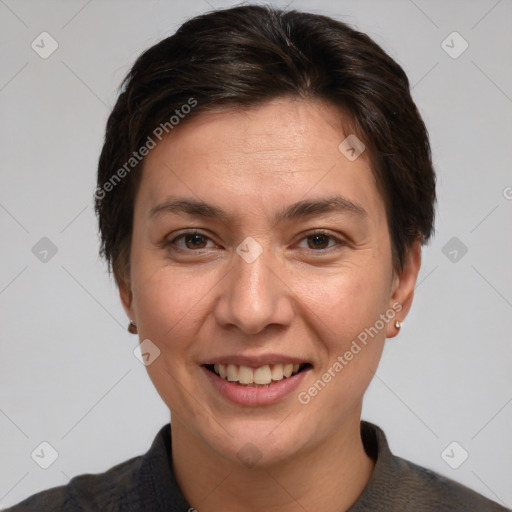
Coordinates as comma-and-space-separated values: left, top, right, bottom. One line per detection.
394, 320, 402, 330
128, 321, 138, 334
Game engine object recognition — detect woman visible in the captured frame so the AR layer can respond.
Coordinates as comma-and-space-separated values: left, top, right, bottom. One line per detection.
6, 5, 508, 511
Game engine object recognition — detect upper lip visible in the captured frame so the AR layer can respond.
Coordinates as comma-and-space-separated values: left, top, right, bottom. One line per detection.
201, 353, 311, 368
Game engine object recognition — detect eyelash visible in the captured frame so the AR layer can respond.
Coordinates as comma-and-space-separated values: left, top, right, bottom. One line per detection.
162, 229, 346, 254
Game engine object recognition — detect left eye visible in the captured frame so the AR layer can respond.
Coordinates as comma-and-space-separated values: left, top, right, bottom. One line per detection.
297, 232, 343, 251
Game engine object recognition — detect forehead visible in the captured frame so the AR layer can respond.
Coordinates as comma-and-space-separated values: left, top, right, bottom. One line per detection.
136, 98, 384, 223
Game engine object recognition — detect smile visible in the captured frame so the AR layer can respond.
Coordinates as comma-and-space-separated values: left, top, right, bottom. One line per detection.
205, 363, 310, 387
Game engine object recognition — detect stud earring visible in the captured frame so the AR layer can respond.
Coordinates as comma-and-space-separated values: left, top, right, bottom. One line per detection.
128, 321, 138, 334
394, 320, 402, 330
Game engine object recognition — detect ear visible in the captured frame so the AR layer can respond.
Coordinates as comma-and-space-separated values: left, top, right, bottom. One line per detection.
385, 240, 422, 339
116, 270, 135, 323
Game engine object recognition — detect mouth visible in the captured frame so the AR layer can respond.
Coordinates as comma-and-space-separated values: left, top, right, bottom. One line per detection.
203, 362, 312, 387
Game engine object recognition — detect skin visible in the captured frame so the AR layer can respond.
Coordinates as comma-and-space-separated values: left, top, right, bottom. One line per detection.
120, 97, 422, 512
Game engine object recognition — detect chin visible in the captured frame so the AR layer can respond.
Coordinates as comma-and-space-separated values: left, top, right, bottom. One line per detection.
205, 417, 315, 469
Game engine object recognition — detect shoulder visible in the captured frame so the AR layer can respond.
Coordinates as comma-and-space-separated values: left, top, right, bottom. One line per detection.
392, 455, 509, 512
3, 423, 185, 512
353, 421, 509, 512
3, 454, 143, 512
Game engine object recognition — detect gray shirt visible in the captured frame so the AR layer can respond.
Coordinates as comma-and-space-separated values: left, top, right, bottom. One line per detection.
5, 421, 509, 511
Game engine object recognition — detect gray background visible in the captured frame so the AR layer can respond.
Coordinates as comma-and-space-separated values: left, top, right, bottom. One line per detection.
1, 0, 511, 508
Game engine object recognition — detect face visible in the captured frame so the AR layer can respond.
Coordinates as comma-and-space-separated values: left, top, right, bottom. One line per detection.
121, 97, 420, 467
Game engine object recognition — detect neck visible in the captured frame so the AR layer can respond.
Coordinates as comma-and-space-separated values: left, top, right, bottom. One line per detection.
171, 412, 375, 512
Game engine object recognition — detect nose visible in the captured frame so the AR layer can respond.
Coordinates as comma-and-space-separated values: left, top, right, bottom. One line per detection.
213, 242, 295, 335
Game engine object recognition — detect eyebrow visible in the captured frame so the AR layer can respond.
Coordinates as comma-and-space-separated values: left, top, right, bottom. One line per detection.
148, 195, 367, 224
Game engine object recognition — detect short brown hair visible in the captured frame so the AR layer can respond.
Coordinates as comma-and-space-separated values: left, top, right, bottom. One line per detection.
95, 4, 436, 284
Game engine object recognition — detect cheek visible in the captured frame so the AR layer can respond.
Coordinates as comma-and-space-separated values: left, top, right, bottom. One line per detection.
130, 266, 206, 355
297, 260, 391, 340
296, 272, 387, 421
293, 257, 390, 404
129, 269, 206, 408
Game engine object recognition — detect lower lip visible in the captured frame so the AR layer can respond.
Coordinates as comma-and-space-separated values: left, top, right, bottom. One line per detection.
202, 366, 311, 406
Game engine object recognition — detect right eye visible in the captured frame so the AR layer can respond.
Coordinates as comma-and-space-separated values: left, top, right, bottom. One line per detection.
162, 229, 218, 253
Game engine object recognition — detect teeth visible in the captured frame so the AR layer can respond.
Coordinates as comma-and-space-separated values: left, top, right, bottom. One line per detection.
226, 364, 238, 382
270, 364, 284, 381
238, 365, 253, 384
210, 362, 305, 385
254, 365, 272, 385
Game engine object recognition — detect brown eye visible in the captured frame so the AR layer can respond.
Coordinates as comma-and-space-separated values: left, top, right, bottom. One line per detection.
182, 233, 208, 249
164, 230, 215, 252
297, 231, 344, 251
307, 233, 331, 250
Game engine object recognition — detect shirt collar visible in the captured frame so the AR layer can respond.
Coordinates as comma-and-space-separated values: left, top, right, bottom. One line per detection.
135, 420, 397, 511
348, 421, 402, 511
